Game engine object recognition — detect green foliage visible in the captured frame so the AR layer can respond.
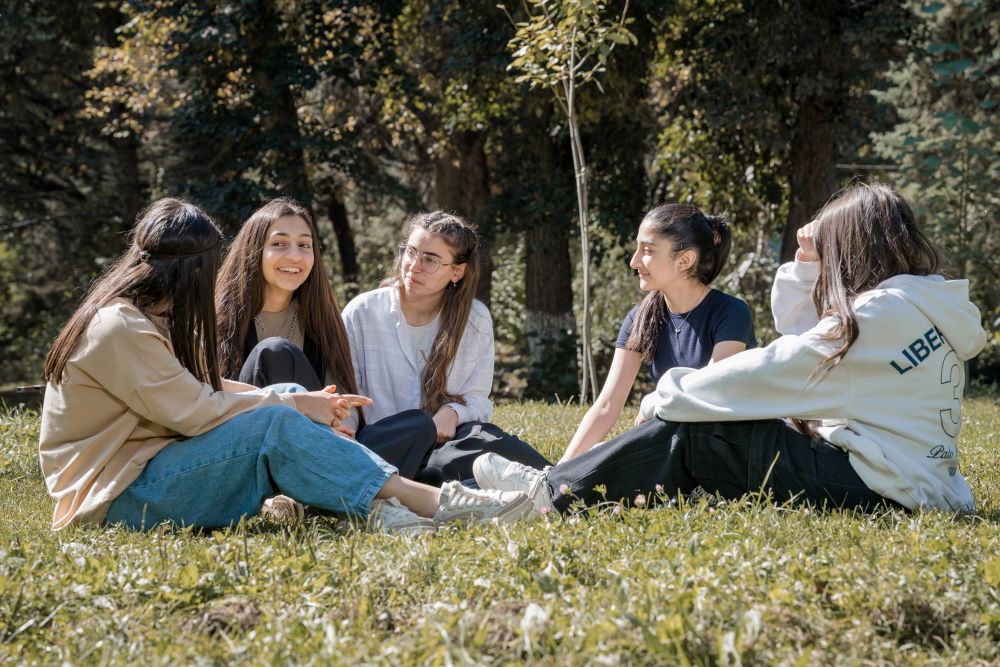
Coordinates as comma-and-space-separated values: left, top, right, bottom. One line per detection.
872, 0, 1000, 311
2, 400, 1000, 663
503, 0, 637, 93
2, 0, 998, 397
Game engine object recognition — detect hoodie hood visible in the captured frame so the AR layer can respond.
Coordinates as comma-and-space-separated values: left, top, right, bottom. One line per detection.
876, 274, 987, 361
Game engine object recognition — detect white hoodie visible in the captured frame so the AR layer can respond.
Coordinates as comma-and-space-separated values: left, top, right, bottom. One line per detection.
639, 260, 987, 511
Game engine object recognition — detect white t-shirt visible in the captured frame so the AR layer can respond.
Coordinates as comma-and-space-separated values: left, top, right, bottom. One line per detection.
404, 314, 440, 376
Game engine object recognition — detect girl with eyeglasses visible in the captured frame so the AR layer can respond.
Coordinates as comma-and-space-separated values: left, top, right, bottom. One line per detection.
341, 211, 551, 486
39, 198, 533, 533
216, 198, 439, 480
558, 204, 755, 464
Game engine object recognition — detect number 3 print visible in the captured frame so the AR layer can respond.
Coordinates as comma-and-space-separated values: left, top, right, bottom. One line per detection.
939, 349, 962, 439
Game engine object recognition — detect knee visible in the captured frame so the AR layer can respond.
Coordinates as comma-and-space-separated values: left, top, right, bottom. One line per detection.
267, 382, 308, 394
400, 409, 436, 432
254, 336, 304, 357
255, 404, 304, 426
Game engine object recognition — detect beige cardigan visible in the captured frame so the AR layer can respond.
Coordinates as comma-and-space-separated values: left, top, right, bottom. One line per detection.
39, 298, 296, 529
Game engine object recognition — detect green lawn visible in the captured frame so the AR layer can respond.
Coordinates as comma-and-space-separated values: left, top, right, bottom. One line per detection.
1, 399, 999, 665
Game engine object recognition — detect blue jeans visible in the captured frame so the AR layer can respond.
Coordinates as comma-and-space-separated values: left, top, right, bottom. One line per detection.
106, 395, 397, 530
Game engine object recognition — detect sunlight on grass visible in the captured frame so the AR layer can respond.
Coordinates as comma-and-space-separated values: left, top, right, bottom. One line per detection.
1, 399, 998, 664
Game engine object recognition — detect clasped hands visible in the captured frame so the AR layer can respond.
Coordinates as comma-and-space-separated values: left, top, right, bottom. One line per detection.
291, 384, 372, 439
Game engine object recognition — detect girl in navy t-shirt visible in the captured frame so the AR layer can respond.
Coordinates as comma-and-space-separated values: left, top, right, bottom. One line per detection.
558, 204, 755, 463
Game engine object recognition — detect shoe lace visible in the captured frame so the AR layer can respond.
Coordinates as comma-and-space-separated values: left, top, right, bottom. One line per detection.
446, 483, 504, 508
374, 498, 412, 522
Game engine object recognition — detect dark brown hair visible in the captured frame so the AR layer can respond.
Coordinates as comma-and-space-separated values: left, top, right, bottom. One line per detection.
215, 198, 360, 401
810, 181, 940, 375
624, 204, 733, 362
393, 211, 480, 415
44, 198, 224, 389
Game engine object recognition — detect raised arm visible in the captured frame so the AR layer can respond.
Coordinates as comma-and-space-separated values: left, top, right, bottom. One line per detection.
772, 220, 822, 335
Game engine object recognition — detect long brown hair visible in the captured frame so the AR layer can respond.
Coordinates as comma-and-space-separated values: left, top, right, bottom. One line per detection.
809, 182, 940, 376
215, 198, 360, 397
624, 204, 733, 362
44, 198, 224, 389
393, 211, 480, 415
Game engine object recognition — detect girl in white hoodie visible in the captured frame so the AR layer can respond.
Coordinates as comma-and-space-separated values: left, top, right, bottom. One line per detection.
473, 182, 987, 513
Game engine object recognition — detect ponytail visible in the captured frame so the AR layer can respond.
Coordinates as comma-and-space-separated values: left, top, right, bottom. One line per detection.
623, 291, 667, 363
700, 214, 732, 284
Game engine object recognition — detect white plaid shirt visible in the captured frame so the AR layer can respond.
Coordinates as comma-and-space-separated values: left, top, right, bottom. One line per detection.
341, 285, 495, 431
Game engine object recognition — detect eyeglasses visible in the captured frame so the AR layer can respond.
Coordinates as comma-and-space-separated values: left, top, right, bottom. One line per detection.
399, 245, 456, 274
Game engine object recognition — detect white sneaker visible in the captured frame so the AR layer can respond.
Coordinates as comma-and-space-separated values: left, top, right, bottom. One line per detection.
473, 453, 552, 514
260, 495, 305, 524
370, 497, 437, 536
433, 480, 532, 525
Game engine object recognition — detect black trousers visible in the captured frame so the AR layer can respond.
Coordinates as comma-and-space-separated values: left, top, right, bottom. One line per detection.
415, 422, 552, 487
238, 337, 551, 484
546, 418, 898, 513
240, 337, 324, 391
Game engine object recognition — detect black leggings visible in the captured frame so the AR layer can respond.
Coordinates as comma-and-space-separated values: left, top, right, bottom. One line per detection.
546, 418, 899, 513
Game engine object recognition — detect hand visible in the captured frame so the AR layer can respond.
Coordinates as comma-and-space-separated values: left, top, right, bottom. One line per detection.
291, 389, 372, 429
795, 220, 820, 263
634, 413, 647, 428
432, 406, 459, 443
333, 423, 357, 439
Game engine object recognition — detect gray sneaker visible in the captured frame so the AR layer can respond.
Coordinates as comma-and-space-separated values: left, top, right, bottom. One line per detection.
472, 453, 552, 514
433, 480, 532, 525
260, 495, 305, 524
370, 497, 437, 536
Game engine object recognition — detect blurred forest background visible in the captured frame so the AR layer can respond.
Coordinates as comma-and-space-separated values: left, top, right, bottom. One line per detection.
1, 0, 998, 399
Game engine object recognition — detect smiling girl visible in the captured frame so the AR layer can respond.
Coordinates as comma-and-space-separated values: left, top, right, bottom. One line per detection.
216, 199, 438, 479
556, 204, 755, 463
39, 198, 532, 532
341, 211, 551, 486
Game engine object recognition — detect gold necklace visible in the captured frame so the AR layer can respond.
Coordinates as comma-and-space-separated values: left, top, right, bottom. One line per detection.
255, 309, 298, 339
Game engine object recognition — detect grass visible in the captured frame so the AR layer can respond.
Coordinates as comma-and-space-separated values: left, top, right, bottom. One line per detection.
1, 399, 999, 665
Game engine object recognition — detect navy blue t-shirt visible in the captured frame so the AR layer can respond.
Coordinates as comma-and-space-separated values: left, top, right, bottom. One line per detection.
615, 289, 756, 382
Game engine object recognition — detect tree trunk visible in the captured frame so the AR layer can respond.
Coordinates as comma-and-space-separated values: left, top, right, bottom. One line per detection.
780, 24, 844, 263
246, 0, 312, 208
322, 188, 359, 293
97, 7, 142, 239
523, 220, 577, 400
781, 99, 839, 262
114, 134, 141, 237
435, 131, 493, 306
